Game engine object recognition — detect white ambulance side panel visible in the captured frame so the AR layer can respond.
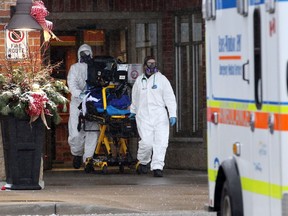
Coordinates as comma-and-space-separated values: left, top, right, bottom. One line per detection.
249, 4, 272, 216
262, 4, 281, 216
278, 2, 288, 214
205, 0, 253, 210
205, 0, 288, 215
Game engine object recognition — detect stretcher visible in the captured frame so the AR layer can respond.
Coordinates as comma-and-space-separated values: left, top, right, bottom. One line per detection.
78, 84, 138, 174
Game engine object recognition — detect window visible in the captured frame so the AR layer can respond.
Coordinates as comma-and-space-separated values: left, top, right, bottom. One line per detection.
253, 9, 262, 110
175, 12, 204, 137
135, 23, 158, 63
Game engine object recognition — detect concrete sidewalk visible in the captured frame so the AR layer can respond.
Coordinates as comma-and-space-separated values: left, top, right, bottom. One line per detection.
0, 168, 215, 215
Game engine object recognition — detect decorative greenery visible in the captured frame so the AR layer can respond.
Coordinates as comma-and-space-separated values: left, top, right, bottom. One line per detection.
0, 46, 69, 128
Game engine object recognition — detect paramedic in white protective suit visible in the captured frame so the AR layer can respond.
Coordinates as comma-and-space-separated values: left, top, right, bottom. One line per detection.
129, 56, 177, 177
67, 44, 99, 171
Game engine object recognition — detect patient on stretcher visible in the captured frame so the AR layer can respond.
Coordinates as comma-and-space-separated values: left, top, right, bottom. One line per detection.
81, 86, 131, 117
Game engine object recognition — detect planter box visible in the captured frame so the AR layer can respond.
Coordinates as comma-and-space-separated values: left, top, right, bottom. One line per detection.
1, 116, 44, 190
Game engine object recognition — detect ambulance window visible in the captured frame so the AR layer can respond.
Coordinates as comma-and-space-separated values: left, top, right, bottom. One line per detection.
253, 9, 262, 110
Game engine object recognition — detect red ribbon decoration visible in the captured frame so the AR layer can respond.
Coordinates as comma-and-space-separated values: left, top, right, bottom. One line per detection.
30, 0, 59, 41
27, 92, 51, 129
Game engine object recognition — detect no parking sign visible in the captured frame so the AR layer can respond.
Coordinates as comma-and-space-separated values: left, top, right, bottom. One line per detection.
128, 64, 143, 83
5, 30, 28, 60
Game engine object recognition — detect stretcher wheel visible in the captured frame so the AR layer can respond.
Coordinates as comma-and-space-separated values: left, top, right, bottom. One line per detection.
101, 165, 108, 174
84, 158, 94, 173
119, 164, 125, 173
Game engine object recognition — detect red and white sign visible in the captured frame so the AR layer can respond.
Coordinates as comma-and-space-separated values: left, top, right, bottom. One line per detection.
5, 30, 28, 60
128, 64, 143, 83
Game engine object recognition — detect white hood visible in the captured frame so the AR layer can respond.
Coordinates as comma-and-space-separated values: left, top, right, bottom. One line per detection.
77, 44, 93, 63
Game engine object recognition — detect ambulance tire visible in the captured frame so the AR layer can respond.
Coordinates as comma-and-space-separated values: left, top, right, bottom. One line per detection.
219, 180, 243, 216
219, 181, 232, 216
218, 158, 243, 216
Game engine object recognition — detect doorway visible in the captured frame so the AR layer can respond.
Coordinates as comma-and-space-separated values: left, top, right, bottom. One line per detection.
47, 29, 128, 168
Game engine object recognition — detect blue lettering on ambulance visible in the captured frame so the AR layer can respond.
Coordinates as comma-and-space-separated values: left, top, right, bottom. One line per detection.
220, 65, 227, 75
225, 36, 235, 52
236, 34, 241, 51
219, 65, 242, 76
218, 34, 241, 52
218, 36, 225, 52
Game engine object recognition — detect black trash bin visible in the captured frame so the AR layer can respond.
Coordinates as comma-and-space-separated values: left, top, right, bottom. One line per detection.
1, 115, 45, 190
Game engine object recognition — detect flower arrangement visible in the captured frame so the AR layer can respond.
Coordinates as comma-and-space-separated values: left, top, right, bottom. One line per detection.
0, 47, 69, 129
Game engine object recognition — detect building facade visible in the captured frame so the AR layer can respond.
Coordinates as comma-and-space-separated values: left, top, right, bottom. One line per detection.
0, 0, 206, 176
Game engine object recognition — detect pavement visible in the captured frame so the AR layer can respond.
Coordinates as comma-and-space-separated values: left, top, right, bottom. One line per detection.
0, 168, 216, 216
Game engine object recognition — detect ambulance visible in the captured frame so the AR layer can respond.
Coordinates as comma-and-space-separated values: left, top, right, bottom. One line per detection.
202, 0, 288, 215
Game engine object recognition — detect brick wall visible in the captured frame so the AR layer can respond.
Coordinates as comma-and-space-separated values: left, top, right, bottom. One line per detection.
162, 12, 174, 80
53, 114, 73, 166
44, 0, 201, 12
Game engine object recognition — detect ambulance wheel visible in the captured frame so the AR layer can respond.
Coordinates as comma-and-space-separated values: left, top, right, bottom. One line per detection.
102, 165, 108, 174
119, 164, 125, 173
219, 181, 232, 216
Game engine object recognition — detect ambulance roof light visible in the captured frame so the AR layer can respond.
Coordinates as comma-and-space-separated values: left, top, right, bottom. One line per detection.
237, 0, 248, 16
202, 0, 216, 20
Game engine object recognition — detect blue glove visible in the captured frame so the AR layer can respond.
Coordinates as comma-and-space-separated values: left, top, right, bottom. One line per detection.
79, 92, 86, 100
169, 117, 177, 126
128, 113, 136, 118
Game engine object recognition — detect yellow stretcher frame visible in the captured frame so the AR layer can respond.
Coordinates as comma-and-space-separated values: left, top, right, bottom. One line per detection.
83, 85, 136, 174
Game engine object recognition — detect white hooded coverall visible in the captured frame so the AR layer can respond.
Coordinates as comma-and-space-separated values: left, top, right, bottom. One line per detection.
67, 44, 99, 161
130, 72, 177, 170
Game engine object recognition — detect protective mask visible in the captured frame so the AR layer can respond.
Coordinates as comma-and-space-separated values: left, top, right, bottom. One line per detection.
80, 51, 91, 63
145, 64, 158, 77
